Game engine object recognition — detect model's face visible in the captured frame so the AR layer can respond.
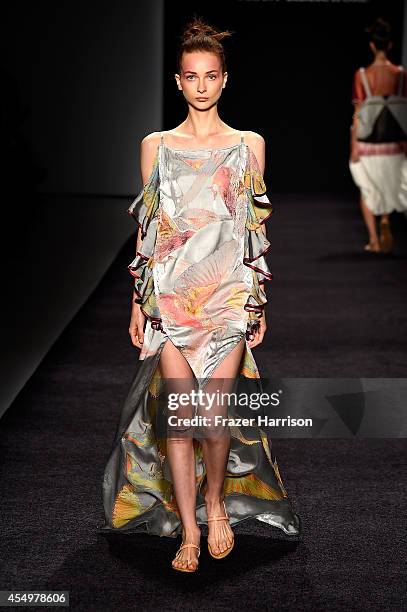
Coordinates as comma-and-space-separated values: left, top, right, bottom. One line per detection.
175, 51, 227, 108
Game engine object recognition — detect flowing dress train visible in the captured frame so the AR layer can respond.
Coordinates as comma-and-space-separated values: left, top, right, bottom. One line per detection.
100, 131, 300, 537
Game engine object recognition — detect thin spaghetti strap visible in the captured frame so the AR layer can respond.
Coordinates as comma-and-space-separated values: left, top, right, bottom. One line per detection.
240, 131, 244, 144
160, 131, 164, 145
359, 67, 372, 98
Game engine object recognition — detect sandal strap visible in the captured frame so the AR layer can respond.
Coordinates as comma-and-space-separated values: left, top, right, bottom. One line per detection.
174, 543, 201, 562
179, 543, 200, 551
207, 500, 230, 522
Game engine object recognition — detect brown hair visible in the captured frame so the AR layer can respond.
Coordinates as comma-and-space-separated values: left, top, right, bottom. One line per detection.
177, 16, 233, 75
365, 17, 392, 51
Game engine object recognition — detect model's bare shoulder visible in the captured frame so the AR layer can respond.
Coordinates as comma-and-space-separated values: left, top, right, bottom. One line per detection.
244, 130, 266, 147
139, 132, 161, 184
140, 131, 161, 154
245, 131, 266, 174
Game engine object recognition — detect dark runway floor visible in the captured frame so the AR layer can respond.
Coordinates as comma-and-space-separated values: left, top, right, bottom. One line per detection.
0, 193, 406, 610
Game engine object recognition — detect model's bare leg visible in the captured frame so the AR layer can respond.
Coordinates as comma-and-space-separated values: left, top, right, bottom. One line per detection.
159, 339, 200, 571
379, 213, 394, 253
200, 337, 246, 556
359, 195, 380, 251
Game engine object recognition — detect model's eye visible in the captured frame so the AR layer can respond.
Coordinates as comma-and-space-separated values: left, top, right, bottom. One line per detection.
186, 75, 195, 80
208, 75, 217, 80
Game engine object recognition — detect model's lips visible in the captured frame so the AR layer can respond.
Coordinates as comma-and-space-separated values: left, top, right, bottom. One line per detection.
196, 97, 208, 101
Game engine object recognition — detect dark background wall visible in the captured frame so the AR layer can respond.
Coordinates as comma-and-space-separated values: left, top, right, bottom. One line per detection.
1, 0, 164, 418
164, 0, 405, 193
2, 0, 163, 196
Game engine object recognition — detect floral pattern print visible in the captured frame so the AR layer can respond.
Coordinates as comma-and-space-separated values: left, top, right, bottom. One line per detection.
100, 134, 300, 538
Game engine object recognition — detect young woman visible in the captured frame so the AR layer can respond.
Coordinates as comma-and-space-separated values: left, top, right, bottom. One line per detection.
100, 17, 300, 573
349, 17, 407, 253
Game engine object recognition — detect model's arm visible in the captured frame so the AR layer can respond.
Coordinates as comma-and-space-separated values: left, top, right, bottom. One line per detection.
246, 131, 267, 240
402, 69, 407, 156
129, 132, 161, 349
245, 131, 267, 348
350, 69, 363, 162
247, 131, 266, 174
350, 103, 360, 162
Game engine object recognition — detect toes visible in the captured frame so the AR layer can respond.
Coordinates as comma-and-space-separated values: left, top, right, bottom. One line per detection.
208, 520, 234, 555
212, 539, 220, 554
220, 527, 229, 551
173, 550, 199, 570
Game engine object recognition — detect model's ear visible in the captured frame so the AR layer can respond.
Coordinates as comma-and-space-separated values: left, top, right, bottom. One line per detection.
174, 74, 182, 90
223, 71, 228, 88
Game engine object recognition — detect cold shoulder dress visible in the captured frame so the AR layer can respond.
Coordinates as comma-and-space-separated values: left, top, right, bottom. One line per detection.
100, 131, 301, 537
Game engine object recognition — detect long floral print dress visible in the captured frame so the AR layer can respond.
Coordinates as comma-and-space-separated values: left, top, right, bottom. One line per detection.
100, 131, 300, 538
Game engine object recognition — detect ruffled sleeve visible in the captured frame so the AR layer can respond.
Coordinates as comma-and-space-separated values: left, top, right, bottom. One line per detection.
243, 146, 274, 337
126, 147, 163, 330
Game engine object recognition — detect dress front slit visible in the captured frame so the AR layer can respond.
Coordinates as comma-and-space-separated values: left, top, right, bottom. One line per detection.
100, 131, 300, 537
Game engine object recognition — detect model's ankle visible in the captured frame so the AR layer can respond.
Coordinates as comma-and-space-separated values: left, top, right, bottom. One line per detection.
183, 524, 200, 539
204, 493, 224, 508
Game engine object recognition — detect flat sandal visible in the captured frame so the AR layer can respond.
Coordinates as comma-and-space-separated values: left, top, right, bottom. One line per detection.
172, 541, 200, 573
364, 240, 381, 253
207, 500, 235, 559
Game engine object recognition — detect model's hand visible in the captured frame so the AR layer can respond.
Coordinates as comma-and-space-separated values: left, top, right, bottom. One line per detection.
247, 313, 267, 349
129, 302, 146, 349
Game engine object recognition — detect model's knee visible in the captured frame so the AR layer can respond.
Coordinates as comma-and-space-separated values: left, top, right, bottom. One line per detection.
167, 436, 194, 446
200, 425, 230, 441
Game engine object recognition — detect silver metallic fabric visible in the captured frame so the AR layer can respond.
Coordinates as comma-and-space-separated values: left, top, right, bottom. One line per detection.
100, 134, 300, 538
